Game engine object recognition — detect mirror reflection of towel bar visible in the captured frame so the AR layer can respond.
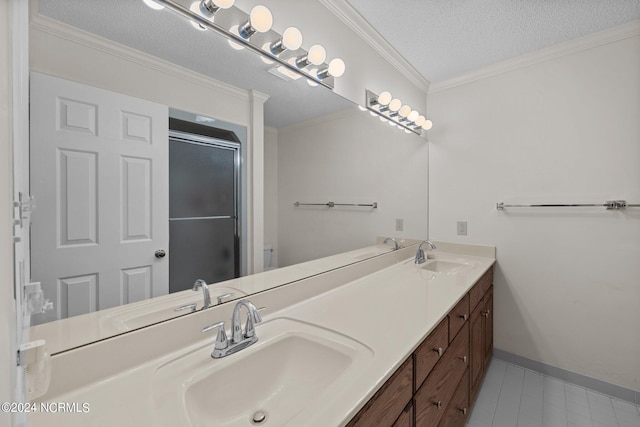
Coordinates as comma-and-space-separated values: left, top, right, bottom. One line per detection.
496, 200, 638, 210
294, 201, 378, 208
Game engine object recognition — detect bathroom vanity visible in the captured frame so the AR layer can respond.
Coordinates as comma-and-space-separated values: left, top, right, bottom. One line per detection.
28, 241, 495, 427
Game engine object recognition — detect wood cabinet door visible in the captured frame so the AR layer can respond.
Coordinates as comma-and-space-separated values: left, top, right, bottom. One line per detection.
393, 401, 413, 427
438, 369, 470, 427
483, 287, 493, 367
470, 297, 484, 402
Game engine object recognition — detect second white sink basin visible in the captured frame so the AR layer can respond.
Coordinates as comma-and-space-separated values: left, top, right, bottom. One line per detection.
152, 317, 373, 427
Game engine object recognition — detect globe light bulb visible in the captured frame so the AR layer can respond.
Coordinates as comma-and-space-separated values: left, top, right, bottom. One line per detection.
379, 116, 388, 123
307, 45, 326, 66
415, 115, 426, 127
408, 110, 419, 122
423, 119, 433, 130
249, 5, 272, 33
377, 91, 392, 106
389, 98, 402, 112
212, 0, 234, 8
282, 27, 303, 50
399, 105, 411, 118
328, 58, 345, 77
358, 105, 367, 112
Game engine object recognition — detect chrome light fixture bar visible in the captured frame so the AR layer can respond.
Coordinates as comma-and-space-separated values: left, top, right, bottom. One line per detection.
153, 0, 339, 90
365, 90, 426, 135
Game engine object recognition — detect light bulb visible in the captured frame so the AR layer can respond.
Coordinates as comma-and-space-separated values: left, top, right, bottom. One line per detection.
379, 116, 388, 123
358, 105, 367, 112
389, 98, 402, 112
404, 129, 412, 134
399, 105, 411, 118
377, 91, 392, 106
306, 78, 319, 87
143, 0, 164, 10
307, 45, 326, 66
250, 5, 272, 33
388, 120, 396, 126
369, 111, 377, 117
328, 58, 345, 77
228, 25, 245, 50
282, 27, 303, 50
408, 110, 419, 122
212, 0, 234, 8
423, 119, 433, 130
415, 115, 426, 127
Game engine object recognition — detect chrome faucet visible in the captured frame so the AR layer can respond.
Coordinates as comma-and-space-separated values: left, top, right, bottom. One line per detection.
192, 279, 211, 309
383, 237, 400, 250
201, 299, 263, 359
415, 240, 437, 264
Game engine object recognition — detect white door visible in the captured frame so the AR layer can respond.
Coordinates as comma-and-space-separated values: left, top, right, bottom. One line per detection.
30, 72, 169, 324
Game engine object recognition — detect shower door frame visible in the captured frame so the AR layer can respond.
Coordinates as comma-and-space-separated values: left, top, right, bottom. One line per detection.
168, 130, 241, 283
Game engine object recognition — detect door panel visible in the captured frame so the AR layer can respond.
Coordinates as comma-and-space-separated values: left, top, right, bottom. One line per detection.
30, 72, 169, 324
169, 218, 237, 292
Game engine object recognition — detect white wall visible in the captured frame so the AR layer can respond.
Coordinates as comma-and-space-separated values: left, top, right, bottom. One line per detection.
264, 126, 279, 267
277, 108, 428, 266
0, 1, 15, 425
428, 28, 640, 391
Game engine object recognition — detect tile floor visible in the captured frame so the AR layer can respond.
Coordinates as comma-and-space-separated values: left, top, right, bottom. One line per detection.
467, 359, 640, 427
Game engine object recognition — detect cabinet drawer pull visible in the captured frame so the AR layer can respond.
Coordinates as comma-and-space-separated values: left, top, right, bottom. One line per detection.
433, 347, 444, 357
458, 355, 467, 364
433, 401, 442, 409
459, 407, 467, 415
459, 314, 468, 321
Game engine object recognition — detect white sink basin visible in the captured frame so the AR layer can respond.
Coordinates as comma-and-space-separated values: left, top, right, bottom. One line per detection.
152, 318, 373, 426
422, 260, 470, 273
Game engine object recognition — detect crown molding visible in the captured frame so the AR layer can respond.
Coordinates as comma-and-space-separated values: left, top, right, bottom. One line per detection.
29, 8, 249, 101
430, 20, 640, 93
319, 0, 430, 93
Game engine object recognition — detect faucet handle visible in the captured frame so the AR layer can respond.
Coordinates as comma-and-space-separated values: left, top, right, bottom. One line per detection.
175, 303, 197, 313
244, 306, 265, 339
216, 293, 235, 305
202, 321, 228, 352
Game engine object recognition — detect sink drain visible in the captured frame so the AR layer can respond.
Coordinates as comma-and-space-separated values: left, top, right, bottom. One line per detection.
251, 410, 267, 425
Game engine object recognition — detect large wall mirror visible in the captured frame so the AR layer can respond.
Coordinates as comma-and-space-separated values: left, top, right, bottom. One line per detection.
27, 0, 428, 353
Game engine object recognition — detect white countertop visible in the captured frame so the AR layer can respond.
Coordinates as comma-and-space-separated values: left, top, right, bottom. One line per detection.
29, 243, 495, 427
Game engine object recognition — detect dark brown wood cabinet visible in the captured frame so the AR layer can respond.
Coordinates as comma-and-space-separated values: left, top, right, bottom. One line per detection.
347, 266, 494, 427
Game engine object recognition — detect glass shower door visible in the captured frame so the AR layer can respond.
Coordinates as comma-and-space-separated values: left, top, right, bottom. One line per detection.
168, 133, 240, 293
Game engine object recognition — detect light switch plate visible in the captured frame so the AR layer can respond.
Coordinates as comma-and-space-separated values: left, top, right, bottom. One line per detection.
457, 221, 467, 235
395, 218, 404, 231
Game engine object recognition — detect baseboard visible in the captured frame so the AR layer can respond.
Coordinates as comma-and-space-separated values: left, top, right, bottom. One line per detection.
493, 349, 639, 406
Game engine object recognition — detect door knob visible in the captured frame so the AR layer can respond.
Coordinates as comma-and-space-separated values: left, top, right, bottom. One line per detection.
155, 249, 166, 258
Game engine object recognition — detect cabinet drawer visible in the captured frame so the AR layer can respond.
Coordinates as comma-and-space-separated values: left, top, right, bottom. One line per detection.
470, 267, 493, 311
415, 322, 469, 427
438, 369, 470, 427
448, 293, 469, 343
415, 317, 449, 390
347, 357, 413, 427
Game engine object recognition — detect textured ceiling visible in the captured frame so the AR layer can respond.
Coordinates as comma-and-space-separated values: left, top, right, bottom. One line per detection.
347, 0, 640, 82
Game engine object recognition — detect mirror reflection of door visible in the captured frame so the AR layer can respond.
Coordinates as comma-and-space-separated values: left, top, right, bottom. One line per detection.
168, 121, 241, 293
30, 72, 169, 324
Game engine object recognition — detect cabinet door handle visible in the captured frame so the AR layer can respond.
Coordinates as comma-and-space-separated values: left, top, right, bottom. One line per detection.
482, 310, 490, 318
459, 314, 469, 321
433, 347, 444, 357
433, 401, 442, 409
459, 407, 467, 415
458, 355, 467, 364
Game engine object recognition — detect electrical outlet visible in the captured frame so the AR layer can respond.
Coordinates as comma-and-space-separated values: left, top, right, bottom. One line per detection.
457, 221, 467, 236
395, 218, 404, 231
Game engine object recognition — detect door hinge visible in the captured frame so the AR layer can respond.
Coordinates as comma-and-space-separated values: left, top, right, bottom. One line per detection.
13, 192, 36, 232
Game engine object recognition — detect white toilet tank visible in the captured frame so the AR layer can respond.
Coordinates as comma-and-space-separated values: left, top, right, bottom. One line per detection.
263, 244, 273, 269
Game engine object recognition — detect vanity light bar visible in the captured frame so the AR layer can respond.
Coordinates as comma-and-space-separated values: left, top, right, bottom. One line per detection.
365, 90, 431, 136
151, 0, 344, 90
